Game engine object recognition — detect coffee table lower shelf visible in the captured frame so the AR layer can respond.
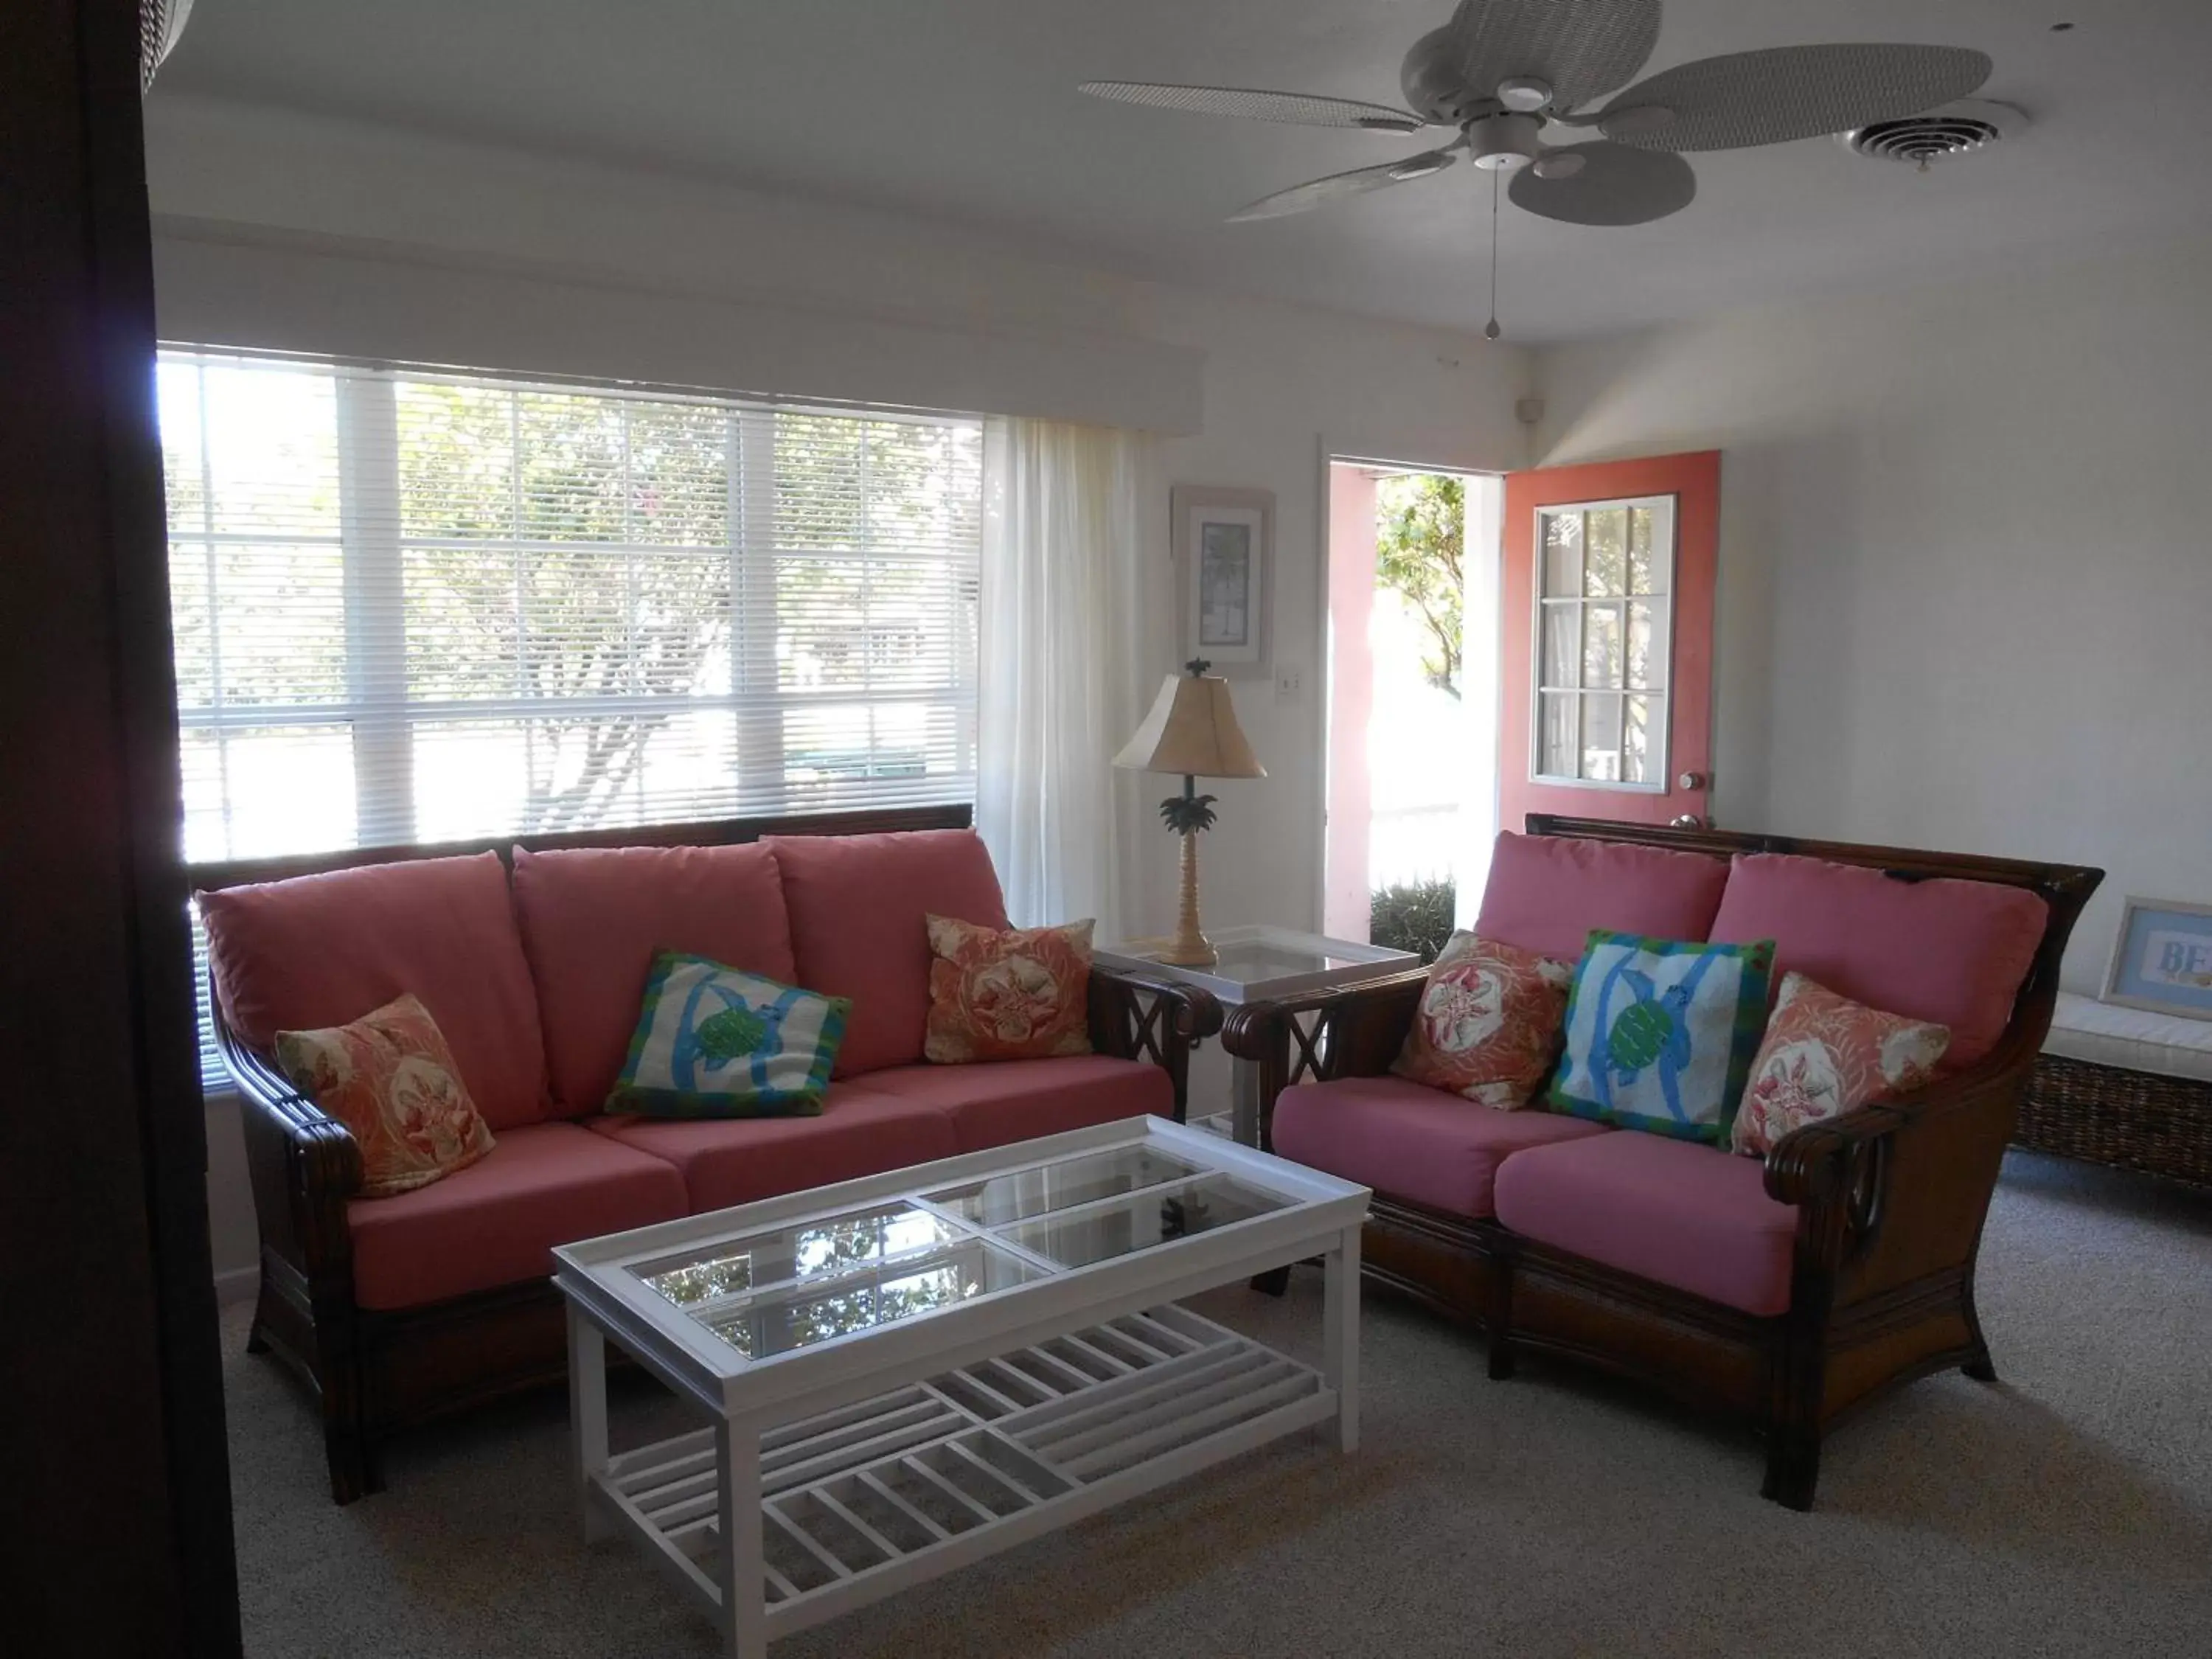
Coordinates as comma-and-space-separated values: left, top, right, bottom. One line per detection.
590, 1303, 1330, 1642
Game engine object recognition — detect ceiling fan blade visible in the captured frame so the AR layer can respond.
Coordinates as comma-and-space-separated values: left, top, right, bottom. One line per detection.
1443, 0, 1662, 111
1599, 44, 1993, 152
1228, 150, 1459, 223
1509, 142, 1696, 226
1079, 81, 1430, 133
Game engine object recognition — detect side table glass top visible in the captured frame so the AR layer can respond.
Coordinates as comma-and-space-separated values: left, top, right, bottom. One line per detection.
1093, 925, 1421, 1004
625, 1140, 1291, 1365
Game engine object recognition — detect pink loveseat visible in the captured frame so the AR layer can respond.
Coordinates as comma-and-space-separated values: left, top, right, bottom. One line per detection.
1226, 817, 2099, 1509
204, 813, 1220, 1501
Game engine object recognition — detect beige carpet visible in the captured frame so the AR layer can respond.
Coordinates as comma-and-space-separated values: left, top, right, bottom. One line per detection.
223, 1152, 2212, 1658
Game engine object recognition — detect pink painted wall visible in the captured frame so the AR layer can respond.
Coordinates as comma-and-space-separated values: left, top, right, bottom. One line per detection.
1324, 465, 1379, 941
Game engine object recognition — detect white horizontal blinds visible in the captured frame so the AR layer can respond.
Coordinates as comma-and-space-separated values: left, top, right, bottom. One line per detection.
161, 356, 359, 863
753, 408, 982, 810
157, 349, 983, 1083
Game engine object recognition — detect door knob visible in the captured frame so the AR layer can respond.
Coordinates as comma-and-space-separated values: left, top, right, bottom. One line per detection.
1671, 813, 1707, 830
1677, 771, 1705, 790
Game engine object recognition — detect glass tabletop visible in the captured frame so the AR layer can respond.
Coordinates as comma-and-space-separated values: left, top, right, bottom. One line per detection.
999, 1175, 1287, 1268
925, 1143, 1208, 1226
619, 1133, 1296, 1363
1203, 939, 1377, 984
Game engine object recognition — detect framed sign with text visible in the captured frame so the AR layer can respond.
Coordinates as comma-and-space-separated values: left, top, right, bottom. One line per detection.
2103, 896, 2212, 1020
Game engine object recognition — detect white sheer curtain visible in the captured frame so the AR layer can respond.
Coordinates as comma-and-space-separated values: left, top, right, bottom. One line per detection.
976, 417, 1148, 935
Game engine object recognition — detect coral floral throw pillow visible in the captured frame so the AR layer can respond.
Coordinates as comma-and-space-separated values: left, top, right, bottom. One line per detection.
925, 917, 1094, 1063
1393, 931, 1574, 1109
274, 993, 495, 1197
1731, 972, 1951, 1157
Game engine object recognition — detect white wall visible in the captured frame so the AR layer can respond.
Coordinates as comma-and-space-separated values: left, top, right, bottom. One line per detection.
148, 97, 1535, 1282
1535, 232, 2212, 993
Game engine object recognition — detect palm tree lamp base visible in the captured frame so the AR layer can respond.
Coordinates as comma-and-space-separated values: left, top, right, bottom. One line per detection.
1158, 824, 1218, 966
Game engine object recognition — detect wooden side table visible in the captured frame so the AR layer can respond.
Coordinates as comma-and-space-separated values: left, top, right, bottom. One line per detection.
1096, 927, 1423, 1149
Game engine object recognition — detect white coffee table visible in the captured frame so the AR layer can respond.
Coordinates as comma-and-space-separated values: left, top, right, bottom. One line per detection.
553, 1116, 1369, 1656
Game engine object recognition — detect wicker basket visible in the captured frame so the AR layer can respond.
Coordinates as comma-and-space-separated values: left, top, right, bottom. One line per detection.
2017, 1051, 2212, 1190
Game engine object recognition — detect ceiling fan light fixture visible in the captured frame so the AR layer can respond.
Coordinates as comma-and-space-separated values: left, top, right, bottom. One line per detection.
1467, 111, 1543, 171
1532, 151, 1587, 180
1496, 76, 1554, 113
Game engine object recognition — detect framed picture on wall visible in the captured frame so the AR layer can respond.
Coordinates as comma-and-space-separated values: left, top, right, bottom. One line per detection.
1172, 484, 1273, 678
2102, 896, 2212, 1020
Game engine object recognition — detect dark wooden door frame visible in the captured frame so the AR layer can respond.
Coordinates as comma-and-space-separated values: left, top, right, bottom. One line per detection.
1, 4, 243, 1652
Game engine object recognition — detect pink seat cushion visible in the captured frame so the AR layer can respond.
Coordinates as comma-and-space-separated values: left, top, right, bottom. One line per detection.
1708, 853, 2047, 1069
200, 852, 549, 1130
1493, 1130, 1801, 1315
348, 1121, 685, 1310
1271, 1075, 1611, 1219
1475, 832, 1730, 964
858, 1057, 1172, 1153
588, 1084, 959, 1212
511, 843, 798, 1116
765, 830, 1011, 1077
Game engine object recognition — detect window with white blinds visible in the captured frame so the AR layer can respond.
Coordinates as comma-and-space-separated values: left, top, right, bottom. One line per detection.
160, 348, 983, 1082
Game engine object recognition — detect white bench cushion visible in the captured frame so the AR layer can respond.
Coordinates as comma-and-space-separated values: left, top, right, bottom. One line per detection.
2045, 991, 2212, 1085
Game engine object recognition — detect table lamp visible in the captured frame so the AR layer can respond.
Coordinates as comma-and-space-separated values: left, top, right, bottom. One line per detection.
1113, 659, 1267, 966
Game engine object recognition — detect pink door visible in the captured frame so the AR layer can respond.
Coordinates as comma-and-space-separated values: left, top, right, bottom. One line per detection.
1498, 452, 1719, 836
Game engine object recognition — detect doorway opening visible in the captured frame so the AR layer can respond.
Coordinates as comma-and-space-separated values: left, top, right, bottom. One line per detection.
1323, 460, 1503, 956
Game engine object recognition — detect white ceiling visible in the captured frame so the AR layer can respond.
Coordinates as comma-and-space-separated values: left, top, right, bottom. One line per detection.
156, 0, 2212, 343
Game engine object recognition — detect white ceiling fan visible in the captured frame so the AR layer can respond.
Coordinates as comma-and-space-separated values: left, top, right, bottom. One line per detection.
1082, 0, 1993, 335
142, 0, 196, 93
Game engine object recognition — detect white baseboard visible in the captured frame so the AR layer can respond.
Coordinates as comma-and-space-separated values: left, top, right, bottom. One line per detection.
214, 1265, 260, 1307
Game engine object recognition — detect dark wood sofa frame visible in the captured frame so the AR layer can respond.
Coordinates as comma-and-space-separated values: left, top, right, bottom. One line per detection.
207, 804, 1225, 1503
1222, 815, 2101, 1509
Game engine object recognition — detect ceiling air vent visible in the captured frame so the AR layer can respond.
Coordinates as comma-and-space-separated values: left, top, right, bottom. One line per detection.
1840, 99, 2025, 170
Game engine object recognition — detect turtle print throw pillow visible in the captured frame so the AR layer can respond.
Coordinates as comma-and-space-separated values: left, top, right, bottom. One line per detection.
274, 993, 495, 1197
924, 916, 1095, 1064
1547, 931, 1775, 1145
1391, 932, 1575, 1108
608, 952, 849, 1117
1731, 973, 1950, 1157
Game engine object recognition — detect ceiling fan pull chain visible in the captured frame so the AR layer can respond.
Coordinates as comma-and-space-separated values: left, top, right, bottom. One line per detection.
1485, 166, 1503, 341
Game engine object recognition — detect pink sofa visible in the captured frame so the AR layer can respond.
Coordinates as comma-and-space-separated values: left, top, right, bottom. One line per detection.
204, 810, 1220, 1501
1227, 817, 2099, 1509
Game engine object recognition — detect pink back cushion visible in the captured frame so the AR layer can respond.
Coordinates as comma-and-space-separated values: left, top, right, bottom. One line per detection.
198, 852, 549, 1130
1474, 832, 1730, 963
1708, 853, 2047, 1069
764, 830, 1011, 1077
510, 843, 797, 1116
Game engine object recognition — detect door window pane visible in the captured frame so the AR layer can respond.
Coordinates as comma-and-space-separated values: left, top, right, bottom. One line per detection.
1583, 507, 1628, 597
1582, 694, 1623, 782
1582, 603, 1623, 690
1540, 693, 1579, 779
1530, 495, 1674, 787
1629, 505, 1663, 594
1541, 510, 1582, 597
1627, 600, 1664, 691
1624, 695, 1655, 784
1540, 603, 1579, 690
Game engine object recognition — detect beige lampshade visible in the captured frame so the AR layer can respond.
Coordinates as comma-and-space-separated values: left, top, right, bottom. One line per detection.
1113, 672, 1267, 779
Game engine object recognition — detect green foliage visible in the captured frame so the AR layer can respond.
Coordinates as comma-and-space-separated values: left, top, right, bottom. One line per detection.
1158, 793, 1219, 834
1370, 878, 1458, 964
1374, 473, 1465, 698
